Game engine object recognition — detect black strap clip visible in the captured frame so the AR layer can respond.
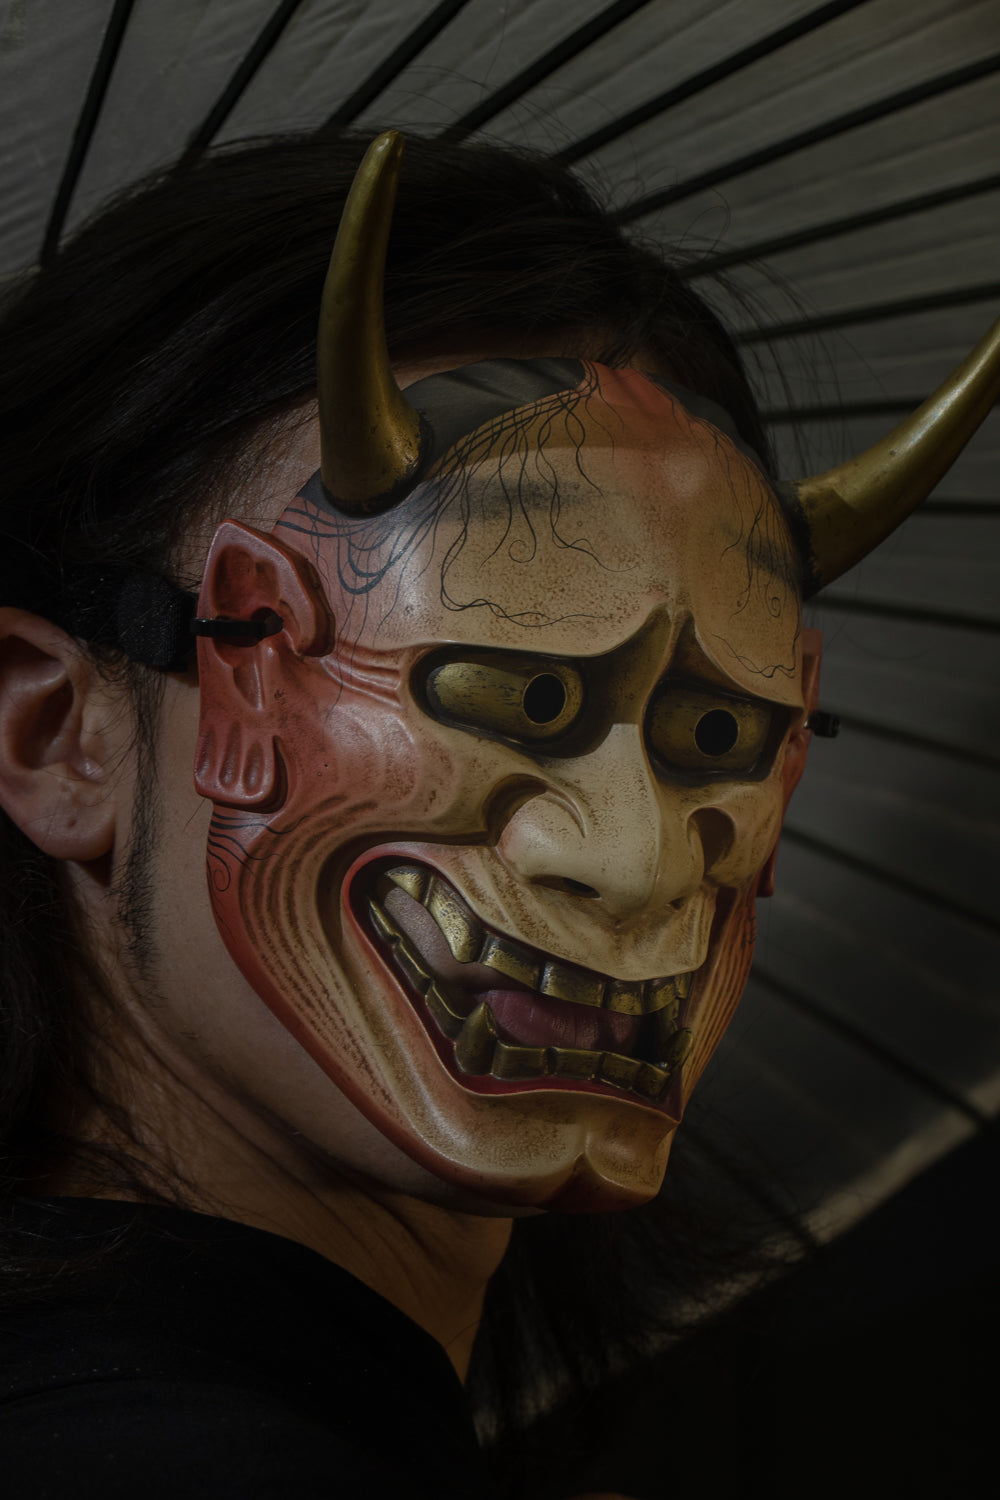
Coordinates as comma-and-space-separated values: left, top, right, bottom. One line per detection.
190, 610, 284, 643
807, 709, 840, 738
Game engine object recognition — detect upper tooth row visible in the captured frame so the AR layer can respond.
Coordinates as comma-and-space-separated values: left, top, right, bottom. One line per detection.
382, 864, 692, 1016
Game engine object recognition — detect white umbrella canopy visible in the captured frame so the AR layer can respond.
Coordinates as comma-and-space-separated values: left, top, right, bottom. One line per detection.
1, 0, 997, 1243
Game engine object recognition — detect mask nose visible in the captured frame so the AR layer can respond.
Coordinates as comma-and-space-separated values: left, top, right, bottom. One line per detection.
497, 724, 706, 919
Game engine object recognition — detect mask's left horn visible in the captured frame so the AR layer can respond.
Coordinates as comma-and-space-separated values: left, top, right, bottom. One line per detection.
318, 131, 427, 517
788, 312, 1000, 596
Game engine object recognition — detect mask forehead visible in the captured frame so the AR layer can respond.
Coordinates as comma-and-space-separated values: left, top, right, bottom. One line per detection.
290, 365, 802, 706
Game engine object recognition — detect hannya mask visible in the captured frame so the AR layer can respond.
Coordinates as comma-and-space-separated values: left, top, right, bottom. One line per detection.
189, 134, 1000, 1213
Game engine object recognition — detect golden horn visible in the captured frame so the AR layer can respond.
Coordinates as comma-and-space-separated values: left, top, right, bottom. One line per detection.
789, 313, 1000, 596
317, 131, 425, 516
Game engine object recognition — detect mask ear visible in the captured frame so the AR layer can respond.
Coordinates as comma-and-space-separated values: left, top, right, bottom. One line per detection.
757, 626, 822, 899
194, 521, 335, 810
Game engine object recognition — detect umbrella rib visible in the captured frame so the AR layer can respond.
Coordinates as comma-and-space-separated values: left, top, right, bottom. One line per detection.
819, 713, 1000, 777
322, 0, 475, 129
39, 0, 138, 265
181, 0, 473, 153
750, 965, 991, 1128
682, 172, 1000, 278
555, 0, 871, 167
183, 0, 308, 158
614, 52, 1000, 223
436, 0, 657, 141
762, 395, 999, 423
808, 596, 1000, 638
740, 282, 1000, 344
679, 1120, 822, 1253
919, 499, 1000, 517
780, 826, 1000, 939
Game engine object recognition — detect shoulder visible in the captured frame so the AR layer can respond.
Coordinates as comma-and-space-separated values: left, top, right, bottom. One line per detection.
0, 1199, 494, 1499
3, 1373, 413, 1498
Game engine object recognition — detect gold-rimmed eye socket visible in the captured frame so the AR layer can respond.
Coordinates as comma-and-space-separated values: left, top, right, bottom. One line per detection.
423, 656, 584, 744
647, 682, 774, 776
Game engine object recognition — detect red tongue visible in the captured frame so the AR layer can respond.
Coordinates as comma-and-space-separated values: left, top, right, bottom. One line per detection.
485, 987, 642, 1053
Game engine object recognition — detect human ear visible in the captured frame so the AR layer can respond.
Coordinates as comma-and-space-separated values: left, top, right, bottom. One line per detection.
757, 626, 822, 898
193, 521, 335, 810
0, 608, 118, 861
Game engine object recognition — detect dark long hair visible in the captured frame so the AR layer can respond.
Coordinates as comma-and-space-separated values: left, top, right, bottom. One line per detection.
0, 128, 797, 1458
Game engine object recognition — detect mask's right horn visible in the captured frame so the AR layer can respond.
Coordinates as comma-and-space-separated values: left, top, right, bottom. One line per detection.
786, 314, 1000, 597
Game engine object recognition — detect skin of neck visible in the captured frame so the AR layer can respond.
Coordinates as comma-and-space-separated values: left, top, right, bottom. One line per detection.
43, 929, 514, 1381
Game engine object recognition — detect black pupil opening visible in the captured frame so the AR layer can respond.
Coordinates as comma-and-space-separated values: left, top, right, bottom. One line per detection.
695, 709, 739, 756
523, 673, 567, 724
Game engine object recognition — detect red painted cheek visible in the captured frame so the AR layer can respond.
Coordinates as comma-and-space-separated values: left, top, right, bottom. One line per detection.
682, 884, 757, 1105
281, 645, 444, 809
232, 681, 471, 856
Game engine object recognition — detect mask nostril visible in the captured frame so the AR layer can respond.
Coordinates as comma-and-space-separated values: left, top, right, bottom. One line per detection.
535, 875, 600, 899
692, 807, 735, 870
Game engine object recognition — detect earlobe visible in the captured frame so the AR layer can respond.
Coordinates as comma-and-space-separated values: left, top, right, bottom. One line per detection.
0, 609, 117, 861
757, 626, 822, 898
193, 522, 335, 809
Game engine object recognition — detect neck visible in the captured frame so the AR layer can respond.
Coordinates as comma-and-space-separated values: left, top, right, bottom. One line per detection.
40, 1025, 513, 1382
270, 1180, 513, 1382
194, 1156, 513, 1382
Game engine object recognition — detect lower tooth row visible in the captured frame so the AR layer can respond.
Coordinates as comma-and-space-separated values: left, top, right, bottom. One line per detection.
449, 998, 687, 1102
370, 897, 691, 1103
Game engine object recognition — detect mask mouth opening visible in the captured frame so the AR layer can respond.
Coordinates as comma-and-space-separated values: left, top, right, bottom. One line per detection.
351, 857, 696, 1112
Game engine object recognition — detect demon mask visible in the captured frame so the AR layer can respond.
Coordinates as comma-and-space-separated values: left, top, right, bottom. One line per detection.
189, 133, 1000, 1213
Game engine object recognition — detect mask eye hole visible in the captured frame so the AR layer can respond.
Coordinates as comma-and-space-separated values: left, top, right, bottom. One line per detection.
694, 708, 740, 757
647, 682, 774, 776
523, 672, 567, 725
421, 655, 584, 745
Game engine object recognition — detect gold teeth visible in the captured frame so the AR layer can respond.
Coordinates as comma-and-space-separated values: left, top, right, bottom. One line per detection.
425, 982, 464, 1041
387, 864, 431, 903
371, 897, 465, 1040
451, 1007, 677, 1103
479, 931, 539, 989
541, 960, 603, 1008
381, 864, 694, 1016
444, 990, 677, 1102
453, 999, 498, 1073
368, 891, 688, 1105
426, 879, 480, 964
662, 1027, 693, 1071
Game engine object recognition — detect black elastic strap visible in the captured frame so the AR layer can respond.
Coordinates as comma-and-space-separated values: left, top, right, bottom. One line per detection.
65, 568, 197, 671
65, 570, 284, 671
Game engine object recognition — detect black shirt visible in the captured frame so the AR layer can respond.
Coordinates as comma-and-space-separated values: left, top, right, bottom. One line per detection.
0, 1198, 496, 1499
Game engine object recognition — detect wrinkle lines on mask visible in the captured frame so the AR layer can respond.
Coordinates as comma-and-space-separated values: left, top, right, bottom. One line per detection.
691, 416, 800, 684
710, 623, 800, 684
434, 375, 620, 630
277, 377, 629, 648
206, 806, 312, 903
